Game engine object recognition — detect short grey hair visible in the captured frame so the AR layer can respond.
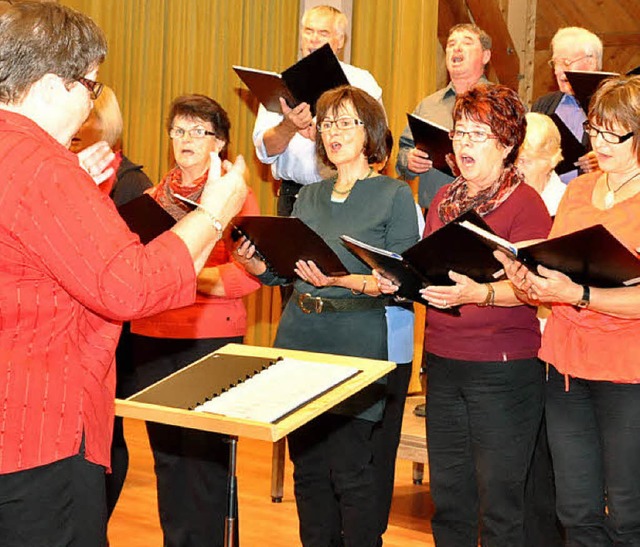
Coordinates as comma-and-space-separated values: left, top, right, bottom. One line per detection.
301, 5, 348, 41
551, 27, 603, 70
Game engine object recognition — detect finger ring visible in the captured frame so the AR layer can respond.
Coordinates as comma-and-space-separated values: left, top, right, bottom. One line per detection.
443, 299, 448, 307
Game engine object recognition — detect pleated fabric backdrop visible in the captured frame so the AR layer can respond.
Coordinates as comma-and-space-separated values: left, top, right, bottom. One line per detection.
61, 0, 438, 350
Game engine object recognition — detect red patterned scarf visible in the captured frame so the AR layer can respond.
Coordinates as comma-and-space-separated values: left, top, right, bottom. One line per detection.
151, 166, 208, 220
438, 164, 523, 223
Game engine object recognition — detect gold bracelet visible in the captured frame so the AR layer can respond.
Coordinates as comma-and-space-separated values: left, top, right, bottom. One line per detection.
478, 282, 495, 307
351, 276, 367, 295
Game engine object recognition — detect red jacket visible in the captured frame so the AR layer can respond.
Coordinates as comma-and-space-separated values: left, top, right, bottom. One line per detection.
131, 186, 261, 339
0, 110, 196, 473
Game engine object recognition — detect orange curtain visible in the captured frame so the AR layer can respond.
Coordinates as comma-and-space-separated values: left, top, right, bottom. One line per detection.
60, 0, 438, 348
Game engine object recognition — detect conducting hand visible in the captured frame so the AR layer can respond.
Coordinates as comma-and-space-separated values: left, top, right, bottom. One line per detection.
406, 148, 433, 174
199, 153, 248, 227
77, 141, 115, 185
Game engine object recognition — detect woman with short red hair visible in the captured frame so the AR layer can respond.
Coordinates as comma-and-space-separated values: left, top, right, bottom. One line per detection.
378, 84, 552, 545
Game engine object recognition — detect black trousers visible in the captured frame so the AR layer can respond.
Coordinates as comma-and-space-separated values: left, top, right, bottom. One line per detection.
276, 179, 303, 217
523, 412, 564, 546
288, 413, 380, 547
0, 443, 107, 547
546, 366, 640, 547
372, 363, 412, 544
106, 322, 138, 519
426, 353, 544, 547
132, 334, 242, 547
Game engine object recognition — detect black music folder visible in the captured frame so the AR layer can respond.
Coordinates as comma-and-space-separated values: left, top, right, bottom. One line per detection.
549, 113, 588, 175
406, 113, 453, 176
459, 221, 640, 288
117, 194, 176, 244
233, 43, 349, 115
564, 70, 618, 112
341, 209, 505, 304
232, 216, 348, 279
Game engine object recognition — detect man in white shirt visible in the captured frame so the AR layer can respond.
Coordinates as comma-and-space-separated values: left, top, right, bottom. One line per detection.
252, 4, 382, 217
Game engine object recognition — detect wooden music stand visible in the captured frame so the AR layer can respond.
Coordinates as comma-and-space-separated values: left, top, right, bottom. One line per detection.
116, 343, 395, 547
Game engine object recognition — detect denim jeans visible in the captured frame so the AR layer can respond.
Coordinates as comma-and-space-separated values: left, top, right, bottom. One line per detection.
425, 353, 544, 547
546, 366, 640, 547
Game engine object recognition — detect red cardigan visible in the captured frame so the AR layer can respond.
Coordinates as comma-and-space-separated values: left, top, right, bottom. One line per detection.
131, 186, 261, 339
0, 110, 196, 474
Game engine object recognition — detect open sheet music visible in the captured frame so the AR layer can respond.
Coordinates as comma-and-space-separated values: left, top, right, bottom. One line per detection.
406, 113, 453, 175
233, 43, 348, 115
232, 215, 348, 278
194, 358, 360, 423
459, 221, 640, 288
341, 209, 504, 305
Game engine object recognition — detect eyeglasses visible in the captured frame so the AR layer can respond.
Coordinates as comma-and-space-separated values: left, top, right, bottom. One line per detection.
317, 117, 364, 133
449, 129, 498, 143
583, 121, 634, 145
77, 77, 103, 100
547, 54, 593, 70
169, 127, 217, 139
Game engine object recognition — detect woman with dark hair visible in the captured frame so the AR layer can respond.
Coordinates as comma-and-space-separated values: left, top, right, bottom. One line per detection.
130, 94, 260, 547
236, 85, 419, 546
498, 75, 640, 546
377, 84, 552, 546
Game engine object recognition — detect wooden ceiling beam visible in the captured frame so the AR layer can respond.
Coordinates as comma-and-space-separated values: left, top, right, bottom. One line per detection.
465, 0, 521, 90
437, 0, 471, 45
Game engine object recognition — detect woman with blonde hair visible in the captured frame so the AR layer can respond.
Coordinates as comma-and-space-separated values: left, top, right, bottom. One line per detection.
517, 112, 566, 216
70, 84, 152, 205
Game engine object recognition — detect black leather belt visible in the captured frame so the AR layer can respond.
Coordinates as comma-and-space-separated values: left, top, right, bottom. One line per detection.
278, 179, 304, 197
294, 290, 387, 314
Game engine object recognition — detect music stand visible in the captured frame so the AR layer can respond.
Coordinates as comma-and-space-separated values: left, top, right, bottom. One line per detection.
116, 343, 395, 547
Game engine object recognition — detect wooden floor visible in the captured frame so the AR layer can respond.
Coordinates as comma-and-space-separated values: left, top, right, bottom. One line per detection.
108, 418, 435, 546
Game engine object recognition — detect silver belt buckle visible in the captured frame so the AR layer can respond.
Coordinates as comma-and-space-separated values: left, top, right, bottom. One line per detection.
298, 292, 323, 314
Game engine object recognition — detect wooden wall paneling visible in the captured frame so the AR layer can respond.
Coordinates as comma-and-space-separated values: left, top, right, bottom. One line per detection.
533, 0, 640, 101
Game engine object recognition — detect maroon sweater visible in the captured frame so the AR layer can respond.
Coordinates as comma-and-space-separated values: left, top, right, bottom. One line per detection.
424, 182, 552, 362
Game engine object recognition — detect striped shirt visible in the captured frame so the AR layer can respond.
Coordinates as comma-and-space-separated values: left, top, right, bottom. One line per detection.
0, 110, 196, 473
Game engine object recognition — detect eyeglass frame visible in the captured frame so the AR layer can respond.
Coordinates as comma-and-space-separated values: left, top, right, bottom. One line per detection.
169, 126, 217, 139
317, 116, 365, 133
76, 76, 103, 100
547, 54, 593, 70
583, 121, 634, 145
448, 129, 499, 143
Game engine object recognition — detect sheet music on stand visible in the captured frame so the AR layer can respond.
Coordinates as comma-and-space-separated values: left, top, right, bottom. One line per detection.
195, 358, 360, 423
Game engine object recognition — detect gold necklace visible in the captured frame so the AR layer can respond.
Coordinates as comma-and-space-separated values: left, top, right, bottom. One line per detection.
604, 171, 640, 209
332, 167, 374, 196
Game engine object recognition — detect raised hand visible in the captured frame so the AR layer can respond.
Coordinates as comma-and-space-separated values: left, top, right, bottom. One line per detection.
77, 141, 115, 185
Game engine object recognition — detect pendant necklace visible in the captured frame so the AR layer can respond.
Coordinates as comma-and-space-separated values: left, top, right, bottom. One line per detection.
604, 171, 640, 209
332, 167, 374, 196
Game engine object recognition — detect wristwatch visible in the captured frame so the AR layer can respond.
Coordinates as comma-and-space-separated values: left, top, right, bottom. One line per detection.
575, 285, 590, 309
